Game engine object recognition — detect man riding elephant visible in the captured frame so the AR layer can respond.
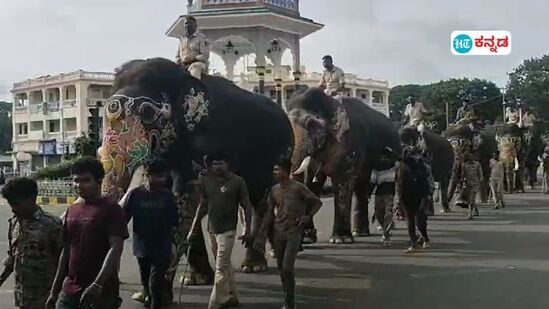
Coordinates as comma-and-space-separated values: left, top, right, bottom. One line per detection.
318, 55, 345, 98
403, 95, 429, 127
98, 58, 294, 297
400, 124, 454, 214
289, 88, 401, 244
175, 16, 210, 80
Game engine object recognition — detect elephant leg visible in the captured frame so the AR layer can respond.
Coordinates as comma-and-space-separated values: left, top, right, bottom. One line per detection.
166, 193, 213, 294
241, 198, 268, 273
331, 179, 354, 244
352, 180, 371, 237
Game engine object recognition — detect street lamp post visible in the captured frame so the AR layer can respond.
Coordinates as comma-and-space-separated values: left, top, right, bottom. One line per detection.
500, 87, 506, 123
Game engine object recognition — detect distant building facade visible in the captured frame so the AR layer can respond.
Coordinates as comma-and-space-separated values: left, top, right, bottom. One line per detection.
11, 70, 114, 174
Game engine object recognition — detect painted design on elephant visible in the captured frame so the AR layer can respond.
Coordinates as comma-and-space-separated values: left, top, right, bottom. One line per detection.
331, 105, 350, 142
498, 136, 520, 166
183, 88, 209, 131
106, 98, 123, 120
127, 140, 150, 176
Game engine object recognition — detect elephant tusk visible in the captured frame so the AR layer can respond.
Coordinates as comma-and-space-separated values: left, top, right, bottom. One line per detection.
514, 158, 520, 171
129, 165, 146, 191
118, 165, 146, 206
293, 156, 311, 175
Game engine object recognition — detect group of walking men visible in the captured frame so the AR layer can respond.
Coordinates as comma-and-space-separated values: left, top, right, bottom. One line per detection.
0, 154, 323, 309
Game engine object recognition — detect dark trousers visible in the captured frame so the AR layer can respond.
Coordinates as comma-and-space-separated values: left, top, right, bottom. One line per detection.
137, 257, 170, 309
405, 200, 429, 246
56, 292, 121, 309
273, 232, 302, 309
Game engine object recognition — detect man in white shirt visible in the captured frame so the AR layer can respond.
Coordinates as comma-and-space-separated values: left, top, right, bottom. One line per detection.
403, 96, 428, 127
318, 55, 345, 98
176, 16, 210, 80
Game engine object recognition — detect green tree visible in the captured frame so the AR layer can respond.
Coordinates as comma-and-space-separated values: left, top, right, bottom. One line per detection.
0, 101, 12, 153
73, 136, 98, 157
506, 53, 549, 121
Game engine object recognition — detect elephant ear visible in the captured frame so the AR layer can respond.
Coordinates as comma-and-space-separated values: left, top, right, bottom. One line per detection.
177, 76, 211, 132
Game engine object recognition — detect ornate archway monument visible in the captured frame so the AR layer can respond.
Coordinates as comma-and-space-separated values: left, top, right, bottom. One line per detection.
166, 0, 323, 92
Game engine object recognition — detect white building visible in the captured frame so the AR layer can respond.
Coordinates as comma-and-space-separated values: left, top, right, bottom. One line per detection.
233, 65, 389, 115
11, 70, 114, 174
170, 0, 390, 115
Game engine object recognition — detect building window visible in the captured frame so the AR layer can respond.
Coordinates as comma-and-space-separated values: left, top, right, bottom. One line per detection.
18, 123, 28, 135
47, 120, 60, 133
285, 89, 295, 100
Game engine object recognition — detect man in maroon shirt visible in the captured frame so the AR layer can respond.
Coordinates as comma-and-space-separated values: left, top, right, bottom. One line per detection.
46, 157, 129, 309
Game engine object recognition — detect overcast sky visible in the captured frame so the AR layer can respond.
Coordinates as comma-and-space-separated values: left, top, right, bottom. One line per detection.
1, 0, 548, 101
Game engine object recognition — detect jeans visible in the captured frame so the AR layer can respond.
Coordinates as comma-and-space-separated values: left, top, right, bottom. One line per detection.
374, 194, 394, 239
404, 200, 429, 246
208, 230, 238, 309
273, 232, 302, 309
137, 257, 170, 309
56, 292, 121, 309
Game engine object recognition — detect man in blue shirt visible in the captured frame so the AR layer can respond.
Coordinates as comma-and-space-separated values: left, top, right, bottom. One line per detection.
123, 159, 178, 309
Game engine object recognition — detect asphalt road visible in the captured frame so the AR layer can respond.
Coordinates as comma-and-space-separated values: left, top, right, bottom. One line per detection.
1, 192, 549, 309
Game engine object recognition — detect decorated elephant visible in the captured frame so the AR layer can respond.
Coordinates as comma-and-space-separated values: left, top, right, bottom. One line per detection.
497, 123, 524, 193
522, 121, 545, 190
288, 88, 402, 244
445, 124, 497, 204
400, 125, 454, 213
98, 58, 294, 290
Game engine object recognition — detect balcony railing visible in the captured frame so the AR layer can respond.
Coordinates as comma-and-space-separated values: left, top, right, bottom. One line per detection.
15, 105, 28, 112
264, 0, 298, 11
46, 101, 60, 112
203, 0, 256, 5
13, 70, 115, 90
63, 99, 77, 108
30, 104, 43, 114
28, 130, 44, 140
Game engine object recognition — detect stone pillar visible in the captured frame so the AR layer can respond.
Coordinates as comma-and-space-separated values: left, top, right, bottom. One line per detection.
383, 92, 389, 105
222, 53, 239, 81
59, 87, 67, 158
255, 50, 267, 96
275, 78, 283, 107
290, 35, 301, 88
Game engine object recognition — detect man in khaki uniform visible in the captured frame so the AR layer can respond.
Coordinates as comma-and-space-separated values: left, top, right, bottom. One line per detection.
403, 96, 428, 127
319, 55, 345, 97
176, 16, 210, 80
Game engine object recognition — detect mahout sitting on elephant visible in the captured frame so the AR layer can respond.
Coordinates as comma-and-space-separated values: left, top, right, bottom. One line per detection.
98, 58, 294, 295
289, 88, 401, 244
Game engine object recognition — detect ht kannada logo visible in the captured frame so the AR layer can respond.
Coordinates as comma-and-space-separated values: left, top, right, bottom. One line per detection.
451, 31, 511, 55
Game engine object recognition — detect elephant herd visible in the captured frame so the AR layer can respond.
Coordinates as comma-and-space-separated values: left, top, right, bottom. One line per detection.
97, 57, 545, 284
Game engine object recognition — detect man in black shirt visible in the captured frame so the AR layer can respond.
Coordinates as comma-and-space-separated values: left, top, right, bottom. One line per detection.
122, 159, 178, 309
188, 153, 252, 309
